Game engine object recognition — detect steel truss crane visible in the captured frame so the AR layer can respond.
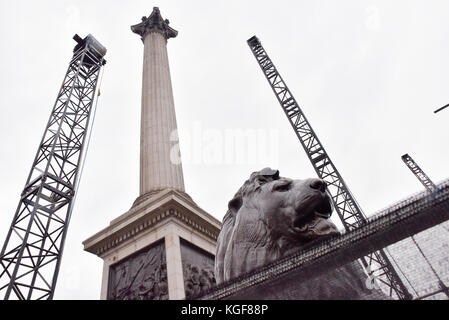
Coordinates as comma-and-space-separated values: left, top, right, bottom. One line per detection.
402, 154, 437, 191
247, 35, 412, 300
0, 34, 106, 300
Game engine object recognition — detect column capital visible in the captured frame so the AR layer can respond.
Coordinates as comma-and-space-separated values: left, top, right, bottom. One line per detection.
131, 7, 178, 41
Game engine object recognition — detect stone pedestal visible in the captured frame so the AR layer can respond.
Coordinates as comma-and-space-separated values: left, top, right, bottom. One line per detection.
83, 189, 220, 300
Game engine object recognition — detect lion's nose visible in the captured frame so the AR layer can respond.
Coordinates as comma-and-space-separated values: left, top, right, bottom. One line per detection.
309, 179, 327, 192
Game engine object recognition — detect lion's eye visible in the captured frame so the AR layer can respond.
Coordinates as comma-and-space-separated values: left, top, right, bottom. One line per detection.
272, 180, 292, 192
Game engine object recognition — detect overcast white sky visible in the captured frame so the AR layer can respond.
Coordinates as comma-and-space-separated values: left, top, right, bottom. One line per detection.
0, 0, 448, 299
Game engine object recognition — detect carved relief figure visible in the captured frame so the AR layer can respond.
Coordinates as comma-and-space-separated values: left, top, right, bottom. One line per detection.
180, 240, 216, 299
215, 167, 341, 283
183, 263, 216, 299
108, 242, 168, 300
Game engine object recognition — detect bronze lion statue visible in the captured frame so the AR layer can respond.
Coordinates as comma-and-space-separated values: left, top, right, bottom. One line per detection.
214, 168, 389, 299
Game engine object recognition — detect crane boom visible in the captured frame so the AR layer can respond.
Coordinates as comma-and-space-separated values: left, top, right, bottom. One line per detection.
247, 35, 412, 300
0, 34, 106, 300
402, 154, 437, 191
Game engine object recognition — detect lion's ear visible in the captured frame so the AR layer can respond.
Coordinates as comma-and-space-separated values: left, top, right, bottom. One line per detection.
253, 169, 280, 188
228, 195, 242, 214
257, 168, 280, 184
258, 168, 279, 179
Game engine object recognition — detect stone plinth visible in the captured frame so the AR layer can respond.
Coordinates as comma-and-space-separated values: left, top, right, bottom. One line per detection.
83, 189, 221, 300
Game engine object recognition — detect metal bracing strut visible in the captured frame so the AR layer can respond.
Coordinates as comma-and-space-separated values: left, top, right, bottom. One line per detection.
434, 103, 449, 114
0, 34, 106, 300
247, 35, 412, 300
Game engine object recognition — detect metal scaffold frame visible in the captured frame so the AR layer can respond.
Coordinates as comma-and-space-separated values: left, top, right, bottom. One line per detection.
247, 35, 412, 300
0, 34, 106, 300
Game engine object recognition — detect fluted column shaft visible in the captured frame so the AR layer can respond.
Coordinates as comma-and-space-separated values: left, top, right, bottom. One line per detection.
139, 31, 185, 195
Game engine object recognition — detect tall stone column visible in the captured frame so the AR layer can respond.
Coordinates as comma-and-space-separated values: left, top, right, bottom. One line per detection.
131, 7, 185, 197
83, 8, 221, 301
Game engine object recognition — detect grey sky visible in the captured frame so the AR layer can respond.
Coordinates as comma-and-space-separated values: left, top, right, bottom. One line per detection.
0, 0, 448, 299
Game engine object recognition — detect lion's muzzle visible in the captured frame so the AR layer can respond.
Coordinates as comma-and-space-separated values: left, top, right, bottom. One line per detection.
292, 179, 340, 240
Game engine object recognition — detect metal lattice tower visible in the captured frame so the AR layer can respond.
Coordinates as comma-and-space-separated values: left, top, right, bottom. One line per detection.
401, 153, 449, 299
402, 154, 437, 191
0, 34, 106, 300
247, 35, 412, 300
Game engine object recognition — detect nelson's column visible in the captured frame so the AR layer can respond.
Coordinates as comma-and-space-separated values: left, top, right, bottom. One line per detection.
83, 7, 221, 300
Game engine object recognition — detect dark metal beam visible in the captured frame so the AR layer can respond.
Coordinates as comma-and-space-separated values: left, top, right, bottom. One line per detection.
434, 103, 449, 114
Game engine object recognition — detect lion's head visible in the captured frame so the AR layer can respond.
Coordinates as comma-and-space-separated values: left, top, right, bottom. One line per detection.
215, 168, 340, 283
